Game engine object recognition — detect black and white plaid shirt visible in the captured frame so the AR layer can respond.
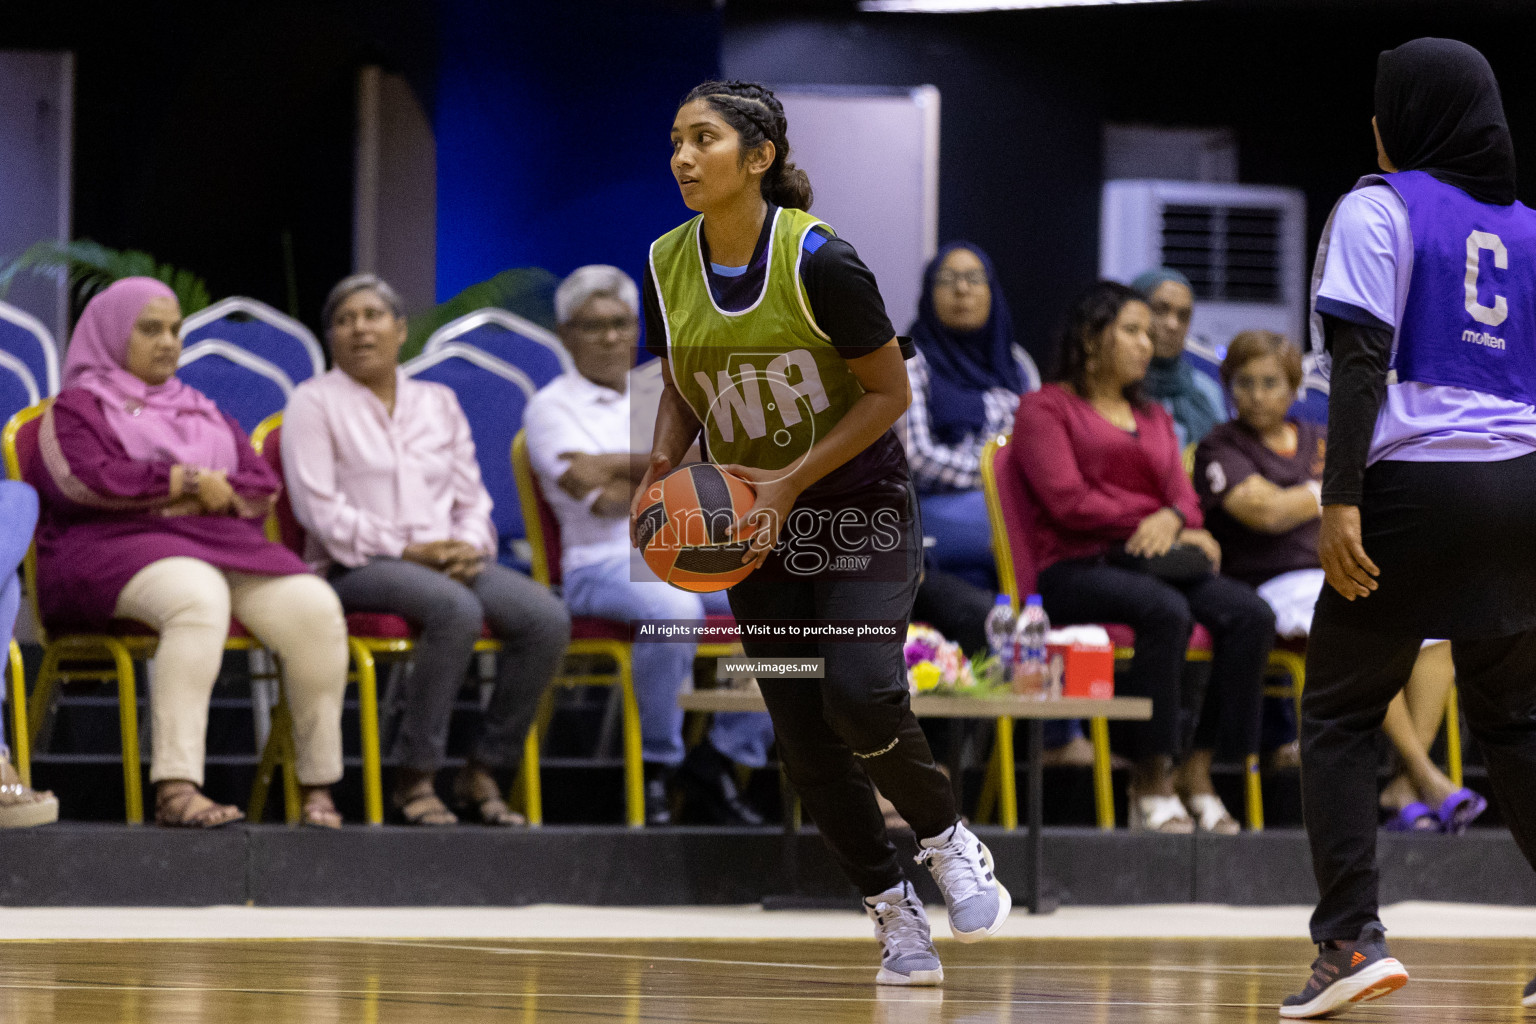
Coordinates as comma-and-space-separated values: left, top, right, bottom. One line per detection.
902, 345, 1040, 493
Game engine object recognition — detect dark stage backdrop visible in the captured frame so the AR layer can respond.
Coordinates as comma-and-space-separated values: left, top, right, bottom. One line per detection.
433, 1, 721, 306
0, 0, 719, 339
11, 0, 1536, 354
725, 0, 1536, 369
1, 1, 434, 336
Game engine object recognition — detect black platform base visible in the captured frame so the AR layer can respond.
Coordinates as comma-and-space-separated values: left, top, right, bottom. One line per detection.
0, 825, 1531, 909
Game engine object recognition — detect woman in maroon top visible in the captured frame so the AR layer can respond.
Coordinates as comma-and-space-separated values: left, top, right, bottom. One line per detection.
33, 278, 348, 828
1195, 331, 1478, 834
1009, 281, 1274, 833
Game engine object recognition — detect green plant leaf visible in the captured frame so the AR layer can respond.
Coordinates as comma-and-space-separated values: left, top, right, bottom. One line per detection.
400, 266, 560, 362
0, 238, 212, 318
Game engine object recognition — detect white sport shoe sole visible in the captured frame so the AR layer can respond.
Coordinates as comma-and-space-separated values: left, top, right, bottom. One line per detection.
1278, 958, 1409, 1019
1522, 986, 1536, 1008
876, 965, 944, 986
949, 839, 1012, 944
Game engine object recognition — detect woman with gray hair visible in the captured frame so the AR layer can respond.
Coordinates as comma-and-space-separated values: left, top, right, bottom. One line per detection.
283, 274, 571, 826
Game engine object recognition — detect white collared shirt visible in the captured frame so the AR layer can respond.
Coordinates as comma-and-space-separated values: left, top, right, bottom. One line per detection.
523, 370, 637, 573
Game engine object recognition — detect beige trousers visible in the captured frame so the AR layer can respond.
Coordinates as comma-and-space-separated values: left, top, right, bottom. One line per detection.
113, 557, 348, 787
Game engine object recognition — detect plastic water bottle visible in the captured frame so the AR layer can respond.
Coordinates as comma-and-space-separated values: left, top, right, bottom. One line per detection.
1011, 594, 1050, 699
983, 594, 1017, 686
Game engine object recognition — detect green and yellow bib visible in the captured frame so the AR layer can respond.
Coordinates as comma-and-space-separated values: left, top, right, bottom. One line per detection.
649, 207, 866, 473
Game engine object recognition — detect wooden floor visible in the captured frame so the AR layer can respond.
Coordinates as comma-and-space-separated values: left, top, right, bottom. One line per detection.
0, 936, 1531, 1022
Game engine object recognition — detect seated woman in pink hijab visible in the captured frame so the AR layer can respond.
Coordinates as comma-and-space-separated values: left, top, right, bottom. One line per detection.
32, 278, 349, 828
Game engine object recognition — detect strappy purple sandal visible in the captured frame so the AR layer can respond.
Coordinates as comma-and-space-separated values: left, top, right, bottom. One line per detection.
1382, 801, 1439, 832
1435, 788, 1488, 835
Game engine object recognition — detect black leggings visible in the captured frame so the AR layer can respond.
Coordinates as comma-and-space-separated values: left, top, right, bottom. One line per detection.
1037, 559, 1275, 761
1303, 603, 1536, 941
1302, 455, 1536, 942
727, 509, 956, 897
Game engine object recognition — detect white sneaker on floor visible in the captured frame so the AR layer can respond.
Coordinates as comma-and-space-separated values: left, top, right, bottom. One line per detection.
864, 880, 944, 986
915, 821, 1011, 942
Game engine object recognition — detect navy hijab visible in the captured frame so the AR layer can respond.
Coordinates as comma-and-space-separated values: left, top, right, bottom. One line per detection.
909, 242, 1024, 444
1376, 38, 1516, 205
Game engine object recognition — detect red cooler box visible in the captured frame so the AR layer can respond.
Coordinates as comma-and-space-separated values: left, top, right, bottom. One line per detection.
1045, 627, 1115, 699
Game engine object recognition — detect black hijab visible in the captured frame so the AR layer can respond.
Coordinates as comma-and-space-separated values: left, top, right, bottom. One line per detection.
1375, 37, 1516, 205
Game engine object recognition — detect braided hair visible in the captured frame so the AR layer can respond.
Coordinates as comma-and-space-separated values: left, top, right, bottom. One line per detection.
680, 80, 813, 211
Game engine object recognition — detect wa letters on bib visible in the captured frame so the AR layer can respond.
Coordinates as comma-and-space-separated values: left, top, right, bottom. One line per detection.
649, 207, 866, 477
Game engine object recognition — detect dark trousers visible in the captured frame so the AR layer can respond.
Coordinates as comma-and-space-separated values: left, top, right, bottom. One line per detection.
1037, 559, 1274, 760
911, 564, 994, 656
728, 534, 957, 897
330, 558, 571, 774
1303, 589, 1536, 942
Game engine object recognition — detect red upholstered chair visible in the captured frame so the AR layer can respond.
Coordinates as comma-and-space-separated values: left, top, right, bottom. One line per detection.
250, 413, 534, 826
511, 429, 738, 827
980, 434, 1268, 829
3, 400, 274, 824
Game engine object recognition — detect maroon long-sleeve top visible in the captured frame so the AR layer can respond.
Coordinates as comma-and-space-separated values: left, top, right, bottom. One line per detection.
1007, 384, 1202, 573
31, 388, 309, 632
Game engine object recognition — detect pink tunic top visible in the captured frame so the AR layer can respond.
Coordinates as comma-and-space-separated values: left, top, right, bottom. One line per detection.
1008, 384, 1202, 572
33, 388, 309, 632
281, 368, 496, 572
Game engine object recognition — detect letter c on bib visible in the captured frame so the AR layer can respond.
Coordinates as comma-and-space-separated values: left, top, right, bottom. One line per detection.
1465, 230, 1509, 327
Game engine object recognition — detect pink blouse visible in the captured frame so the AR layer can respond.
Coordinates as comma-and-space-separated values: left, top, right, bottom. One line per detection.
282, 368, 496, 571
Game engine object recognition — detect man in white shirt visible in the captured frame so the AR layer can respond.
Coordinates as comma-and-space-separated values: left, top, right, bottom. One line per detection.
524, 265, 774, 826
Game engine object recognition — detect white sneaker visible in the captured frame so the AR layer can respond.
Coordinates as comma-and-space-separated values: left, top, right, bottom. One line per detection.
864, 881, 944, 986
915, 821, 1011, 942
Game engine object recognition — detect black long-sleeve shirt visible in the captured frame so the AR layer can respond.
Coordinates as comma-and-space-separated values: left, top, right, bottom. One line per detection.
1319, 313, 1394, 506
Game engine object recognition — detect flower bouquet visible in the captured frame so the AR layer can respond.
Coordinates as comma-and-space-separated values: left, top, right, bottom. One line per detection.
904, 623, 1004, 695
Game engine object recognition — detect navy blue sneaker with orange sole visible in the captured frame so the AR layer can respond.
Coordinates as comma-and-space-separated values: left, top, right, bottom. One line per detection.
1279, 923, 1408, 1019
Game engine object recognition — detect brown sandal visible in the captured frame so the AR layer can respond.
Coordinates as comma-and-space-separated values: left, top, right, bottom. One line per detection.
452, 770, 525, 827
155, 781, 244, 829
301, 788, 343, 829
393, 781, 458, 826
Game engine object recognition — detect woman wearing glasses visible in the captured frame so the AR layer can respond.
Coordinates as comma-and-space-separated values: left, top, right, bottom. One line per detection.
904, 242, 1039, 591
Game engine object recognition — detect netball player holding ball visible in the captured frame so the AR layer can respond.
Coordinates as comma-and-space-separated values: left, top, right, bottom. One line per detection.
1283, 39, 1536, 1018
631, 80, 1009, 985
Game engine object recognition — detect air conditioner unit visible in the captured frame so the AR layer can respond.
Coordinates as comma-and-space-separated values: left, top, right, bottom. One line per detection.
1100, 180, 1308, 365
